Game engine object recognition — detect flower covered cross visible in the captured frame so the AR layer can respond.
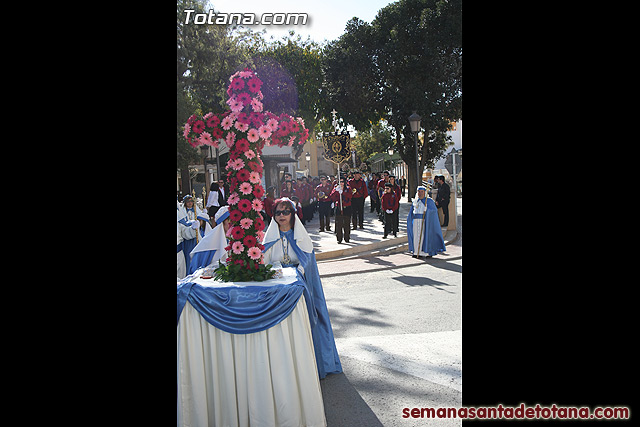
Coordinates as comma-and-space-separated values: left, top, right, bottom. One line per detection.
183, 68, 310, 281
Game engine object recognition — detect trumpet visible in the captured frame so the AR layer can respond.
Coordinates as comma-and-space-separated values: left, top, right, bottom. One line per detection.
352, 187, 357, 194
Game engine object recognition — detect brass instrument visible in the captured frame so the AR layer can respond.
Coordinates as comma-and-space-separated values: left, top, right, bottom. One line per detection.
352, 187, 357, 194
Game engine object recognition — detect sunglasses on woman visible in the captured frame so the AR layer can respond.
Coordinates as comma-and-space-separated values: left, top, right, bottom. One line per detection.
274, 209, 292, 216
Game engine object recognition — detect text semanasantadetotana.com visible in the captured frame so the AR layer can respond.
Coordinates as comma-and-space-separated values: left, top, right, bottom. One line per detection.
402, 403, 630, 420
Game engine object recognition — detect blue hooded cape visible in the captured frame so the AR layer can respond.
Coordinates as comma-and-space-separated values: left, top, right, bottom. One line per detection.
407, 197, 446, 256
263, 229, 343, 379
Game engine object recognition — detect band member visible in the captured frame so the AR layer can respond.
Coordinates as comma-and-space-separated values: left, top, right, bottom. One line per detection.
315, 175, 333, 232
388, 175, 402, 236
299, 176, 314, 223
376, 171, 390, 221
368, 172, 381, 214
434, 175, 451, 227
381, 183, 398, 238
281, 179, 296, 198
329, 177, 352, 243
348, 170, 368, 230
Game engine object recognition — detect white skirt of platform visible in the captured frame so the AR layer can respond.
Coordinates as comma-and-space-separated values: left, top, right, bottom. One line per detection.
177, 295, 326, 427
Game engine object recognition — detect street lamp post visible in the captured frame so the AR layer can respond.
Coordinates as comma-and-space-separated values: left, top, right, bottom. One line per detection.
408, 111, 422, 198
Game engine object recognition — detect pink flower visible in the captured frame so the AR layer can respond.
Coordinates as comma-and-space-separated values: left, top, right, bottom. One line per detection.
249, 171, 261, 184
225, 131, 236, 148
221, 116, 234, 130
231, 226, 245, 240
247, 77, 262, 93
247, 246, 262, 261
229, 99, 243, 112
229, 210, 242, 222
258, 124, 272, 140
252, 185, 264, 198
236, 138, 250, 152
251, 98, 263, 112
239, 70, 253, 79
232, 241, 245, 255
183, 123, 191, 138
256, 230, 265, 242
237, 92, 251, 106
266, 118, 279, 131
230, 158, 245, 171
199, 132, 213, 146
247, 128, 259, 143
193, 120, 205, 134
239, 182, 253, 195
238, 199, 252, 213
236, 168, 250, 181
244, 235, 257, 249
227, 192, 240, 205
244, 149, 256, 159
240, 218, 253, 229
234, 121, 249, 132
252, 198, 263, 212
230, 77, 245, 90
206, 114, 220, 128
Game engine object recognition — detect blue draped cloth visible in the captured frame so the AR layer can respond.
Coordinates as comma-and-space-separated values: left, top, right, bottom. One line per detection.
176, 275, 307, 335
188, 250, 216, 275
407, 197, 446, 256
263, 229, 343, 379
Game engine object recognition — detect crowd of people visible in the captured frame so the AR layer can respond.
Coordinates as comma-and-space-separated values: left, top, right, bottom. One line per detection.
177, 170, 451, 279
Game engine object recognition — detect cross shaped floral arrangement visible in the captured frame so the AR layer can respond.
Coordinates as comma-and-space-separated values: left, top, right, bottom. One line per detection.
183, 68, 310, 282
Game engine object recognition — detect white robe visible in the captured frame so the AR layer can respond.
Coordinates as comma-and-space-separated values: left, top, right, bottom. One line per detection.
177, 207, 187, 280
410, 197, 428, 255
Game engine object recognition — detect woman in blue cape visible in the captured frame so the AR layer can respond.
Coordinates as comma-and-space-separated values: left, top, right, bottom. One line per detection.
177, 195, 212, 273
187, 206, 231, 275
407, 186, 446, 258
262, 197, 343, 379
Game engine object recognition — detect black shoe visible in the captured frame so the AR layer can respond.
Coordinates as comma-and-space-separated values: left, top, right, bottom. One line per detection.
412, 255, 418, 258
337, 240, 342, 244
393, 233, 397, 237
345, 239, 350, 243
383, 235, 387, 239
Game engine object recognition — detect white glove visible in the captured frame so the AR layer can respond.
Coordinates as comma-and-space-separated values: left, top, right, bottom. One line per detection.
386, 209, 393, 214
189, 220, 199, 230
337, 186, 343, 194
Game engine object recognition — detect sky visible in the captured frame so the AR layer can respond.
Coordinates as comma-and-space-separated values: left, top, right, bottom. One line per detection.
210, 0, 396, 44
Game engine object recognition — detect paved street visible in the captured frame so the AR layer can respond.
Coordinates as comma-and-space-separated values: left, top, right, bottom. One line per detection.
317, 241, 462, 426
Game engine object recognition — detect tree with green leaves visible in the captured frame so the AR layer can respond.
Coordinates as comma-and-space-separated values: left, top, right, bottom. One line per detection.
322, 0, 462, 195
177, 0, 251, 193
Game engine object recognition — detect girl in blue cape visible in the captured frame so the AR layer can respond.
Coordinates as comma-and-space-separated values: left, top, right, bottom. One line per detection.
262, 197, 343, 379
187, 206, 231, 275
407, 186, 446, 258
178, 195, 212, 273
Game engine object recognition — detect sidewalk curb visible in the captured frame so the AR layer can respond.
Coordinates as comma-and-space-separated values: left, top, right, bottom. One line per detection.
315, 230, 458, 261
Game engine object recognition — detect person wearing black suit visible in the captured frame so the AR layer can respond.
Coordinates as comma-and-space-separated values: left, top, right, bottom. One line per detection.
435, 175, 450, 227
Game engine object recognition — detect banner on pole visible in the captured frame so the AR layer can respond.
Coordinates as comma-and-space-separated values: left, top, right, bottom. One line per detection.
322, 132, 351, 165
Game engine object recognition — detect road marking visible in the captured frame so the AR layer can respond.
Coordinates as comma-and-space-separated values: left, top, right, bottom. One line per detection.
335, 330, 462, 392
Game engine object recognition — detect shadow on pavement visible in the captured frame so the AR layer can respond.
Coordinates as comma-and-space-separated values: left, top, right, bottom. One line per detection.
321, 371, 384, 427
